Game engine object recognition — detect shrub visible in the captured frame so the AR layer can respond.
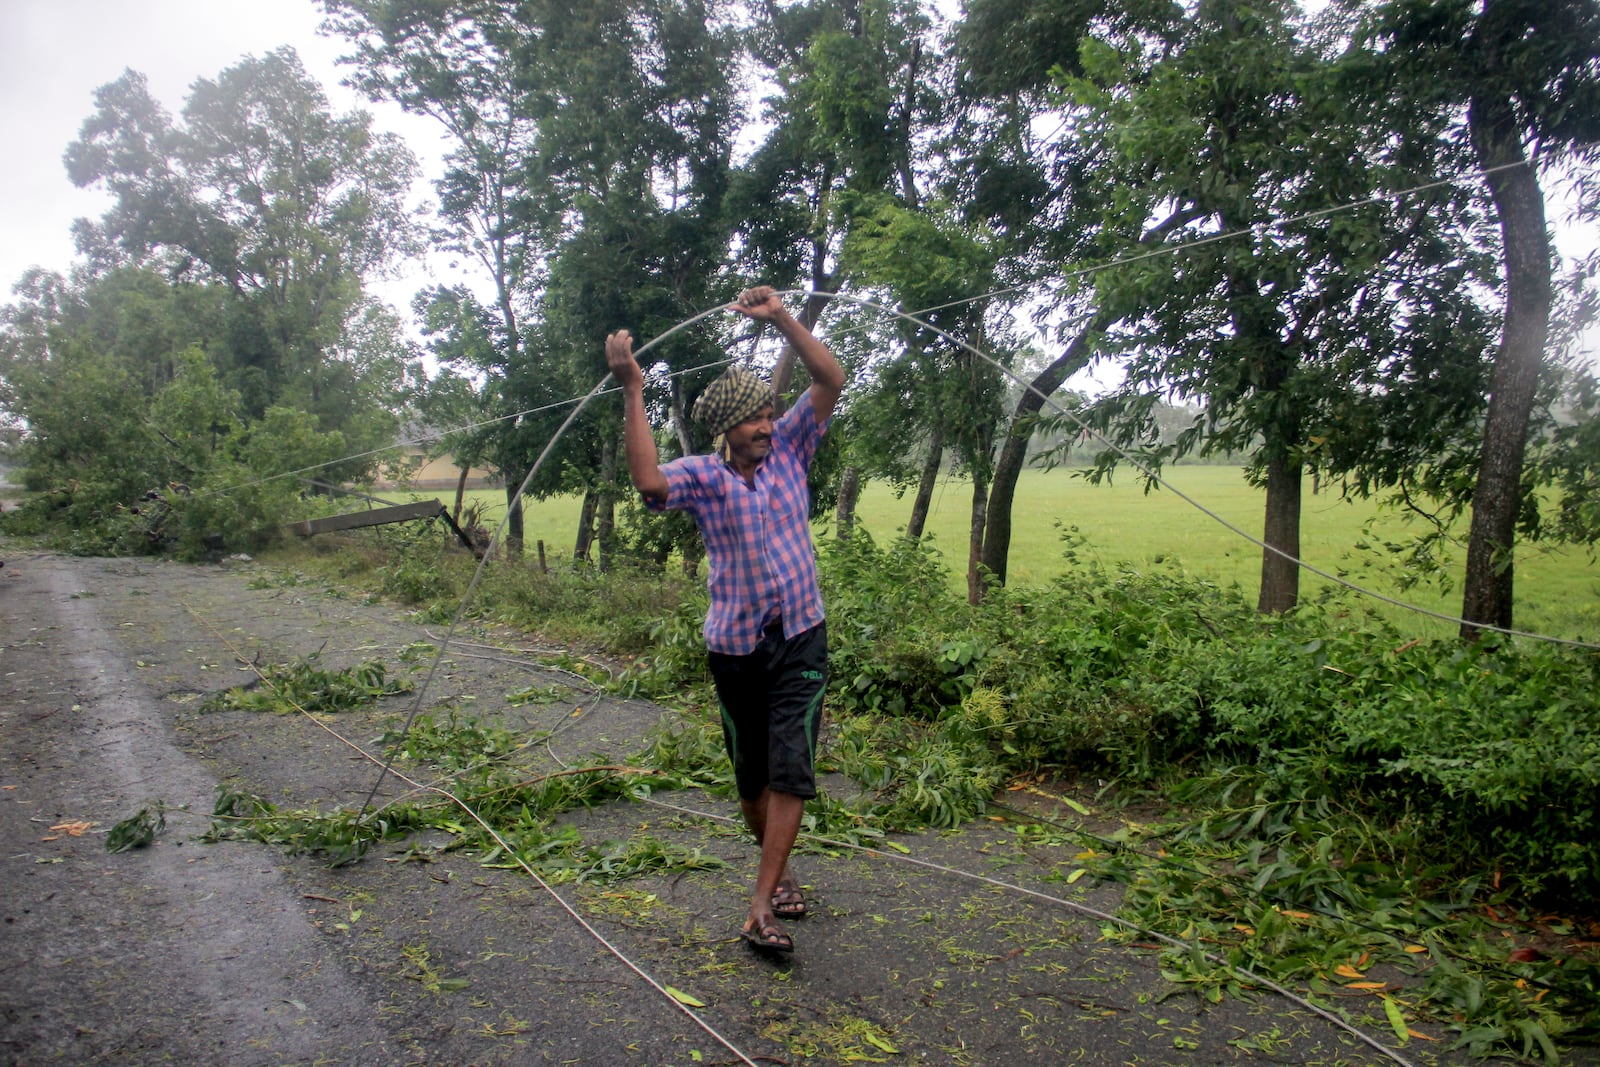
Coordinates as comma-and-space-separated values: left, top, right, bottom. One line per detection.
256, 518, 1600, 906
817, 539, 1600, 906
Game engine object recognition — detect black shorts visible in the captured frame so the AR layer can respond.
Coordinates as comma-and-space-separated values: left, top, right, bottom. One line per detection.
707, 622, 827, 801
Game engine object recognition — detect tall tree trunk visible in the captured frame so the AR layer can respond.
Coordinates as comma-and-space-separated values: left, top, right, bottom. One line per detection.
1257, 449, 1303, 614
892, 41, 924, 210
906, 428, 944, 540
978, 211, 1200, 582
573, 489, 598, 568
980, 323, 1099, 582
1460, 81, 1552, 638
452, 464, 469, 523
769, 162, 838, 407
1215, 159, 1299, 613
597, 436, 618, 572
670, 378, 695, 458
670, 376, 706, 579
504, 481, 523, 559
966, 470, 990, 606
836, 465, 862, 539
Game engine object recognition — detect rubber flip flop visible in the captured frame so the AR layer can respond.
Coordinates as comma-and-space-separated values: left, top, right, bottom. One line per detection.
772, 881, 807, 920
740, 920, 794, 954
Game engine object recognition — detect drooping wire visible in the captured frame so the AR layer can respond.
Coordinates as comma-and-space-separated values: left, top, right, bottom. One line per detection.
220, 153, 1600, 818
192, 152, 1570, 506
360, 281, 1598, 828
635, 794, 1422, 1067
816, 290, 1600, 651
326, 282, 1548, 1064
184, 601, 760, 1067
192, 513, 1407, 1067
190, 143, 1594, 1063
143, 131, 1591, 1067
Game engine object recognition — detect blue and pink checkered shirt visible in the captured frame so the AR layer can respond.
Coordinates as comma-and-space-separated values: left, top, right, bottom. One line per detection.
649, 390, 830, 655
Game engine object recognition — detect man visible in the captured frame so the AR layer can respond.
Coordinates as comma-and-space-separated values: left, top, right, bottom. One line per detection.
605, 286, 845, 954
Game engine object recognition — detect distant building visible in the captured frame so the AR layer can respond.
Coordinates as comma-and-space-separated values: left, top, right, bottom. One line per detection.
374, 433, 499, 492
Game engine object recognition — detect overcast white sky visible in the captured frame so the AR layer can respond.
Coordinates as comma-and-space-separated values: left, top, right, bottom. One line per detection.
0, 0, 451, 313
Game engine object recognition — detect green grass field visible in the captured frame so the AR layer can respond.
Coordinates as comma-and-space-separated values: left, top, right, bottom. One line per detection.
419, 465, 1600, 643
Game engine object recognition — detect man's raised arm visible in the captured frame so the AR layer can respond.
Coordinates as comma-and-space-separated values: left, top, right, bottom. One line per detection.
605, 329, 669, 503
731, 287, 845, 424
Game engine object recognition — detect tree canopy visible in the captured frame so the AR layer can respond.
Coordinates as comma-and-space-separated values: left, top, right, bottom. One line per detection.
1, 48, 423, 554
4, 0, 1597, 636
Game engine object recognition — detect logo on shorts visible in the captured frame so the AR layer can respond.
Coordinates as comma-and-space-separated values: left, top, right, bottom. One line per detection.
801, 669, 824, 681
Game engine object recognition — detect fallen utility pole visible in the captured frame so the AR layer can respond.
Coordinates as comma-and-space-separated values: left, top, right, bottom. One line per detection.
289, 500, 482, 558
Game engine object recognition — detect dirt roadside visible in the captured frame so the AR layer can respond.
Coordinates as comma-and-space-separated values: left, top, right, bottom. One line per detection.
0, 549, 1496, 1067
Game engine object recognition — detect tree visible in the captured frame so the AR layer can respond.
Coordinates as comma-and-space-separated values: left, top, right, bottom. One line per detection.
333, 1, 742, 565
841, 195, 1011, 602
1361, 0, 1600, 637
512, 0, 742, 567
0, 265, 353, 555
323, 0, 552, 551
0, 274, 167, 514
979, 317, 1102, 586
0, 50, 426, 553
737, 0, 987, 549
63, 49, 420, 450
951, 0, 1184, 590
325, 0, 543, 362
957, 0, 1498, 614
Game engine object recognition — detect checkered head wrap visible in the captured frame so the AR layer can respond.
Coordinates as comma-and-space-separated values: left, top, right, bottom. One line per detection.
691, 365, 774, 438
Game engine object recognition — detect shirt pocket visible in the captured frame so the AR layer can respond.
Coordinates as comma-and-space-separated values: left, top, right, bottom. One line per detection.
767, 484, 806, 526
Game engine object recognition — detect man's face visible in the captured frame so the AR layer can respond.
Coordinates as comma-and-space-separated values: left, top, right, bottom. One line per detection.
725, 405, 775, 466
